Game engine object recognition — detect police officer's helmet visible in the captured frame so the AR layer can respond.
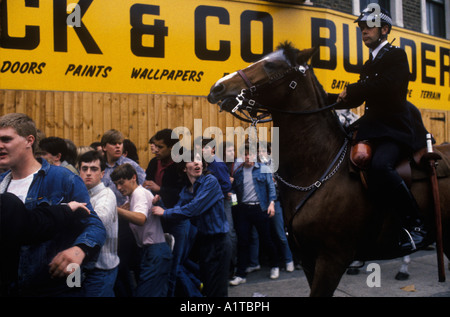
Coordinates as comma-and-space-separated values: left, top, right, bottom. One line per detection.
355, 5, 392, 33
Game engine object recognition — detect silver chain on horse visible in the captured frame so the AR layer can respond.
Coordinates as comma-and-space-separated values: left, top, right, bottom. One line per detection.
274, 138, 348, 192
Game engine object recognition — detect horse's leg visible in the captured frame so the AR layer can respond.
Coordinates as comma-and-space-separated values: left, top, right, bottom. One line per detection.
300, 255, 315, 288
395, 255, 410, 280
309, 253, 350, 297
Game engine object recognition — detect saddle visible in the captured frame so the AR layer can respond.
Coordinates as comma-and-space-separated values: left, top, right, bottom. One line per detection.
350, 141, 450, 189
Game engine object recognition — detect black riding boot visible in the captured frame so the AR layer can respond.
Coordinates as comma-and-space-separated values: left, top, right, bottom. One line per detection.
392, 181, 427, 251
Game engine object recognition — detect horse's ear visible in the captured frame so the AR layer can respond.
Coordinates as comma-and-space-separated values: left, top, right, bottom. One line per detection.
296, 47, 319, 64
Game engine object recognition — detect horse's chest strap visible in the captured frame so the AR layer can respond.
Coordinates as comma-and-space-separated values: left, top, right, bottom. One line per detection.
275, 138, 349, 229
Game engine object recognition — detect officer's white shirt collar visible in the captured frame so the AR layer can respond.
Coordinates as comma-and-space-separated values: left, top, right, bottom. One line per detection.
370, 40, 389, 60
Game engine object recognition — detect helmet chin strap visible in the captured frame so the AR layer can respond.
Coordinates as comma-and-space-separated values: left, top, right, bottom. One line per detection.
369, 29, 386, 49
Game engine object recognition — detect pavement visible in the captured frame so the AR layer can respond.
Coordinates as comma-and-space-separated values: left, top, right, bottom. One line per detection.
228, 248, 450, 297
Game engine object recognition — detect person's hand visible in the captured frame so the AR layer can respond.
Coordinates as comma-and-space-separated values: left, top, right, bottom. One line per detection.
49, 246, 85, 278
143, 180, 160, 193
67, 201, 90, 214
120, 202, 130, 210
152, 194, 161, 205
151, 206, 164, 216
267, 201, 275, 218
337, 88, 348, 103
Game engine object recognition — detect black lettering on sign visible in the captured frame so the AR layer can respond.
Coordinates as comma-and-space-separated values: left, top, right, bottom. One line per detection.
65, 64, 112, 77
240, 10, 273, 63
331, 79, 349, 89
440, 47, 450, 87
400, 38, 417, 82
342, 24, 363, 74
195, 5, 231, 61
421, 43, 435, 85
311, 18, 337, 70
0, 0, 40, 50
53, 0, 102, 54
131, 67, 204, 82
420, 90, 441, 100
1, 60, 46, 74
130, 4, 168, 58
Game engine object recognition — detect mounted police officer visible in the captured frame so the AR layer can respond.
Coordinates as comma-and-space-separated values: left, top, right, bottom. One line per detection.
330, 5, 429, 251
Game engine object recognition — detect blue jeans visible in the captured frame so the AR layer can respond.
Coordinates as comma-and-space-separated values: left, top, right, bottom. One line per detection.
84, 266, 119, 297
272, 200, 293, 263
135, 242, 172, 297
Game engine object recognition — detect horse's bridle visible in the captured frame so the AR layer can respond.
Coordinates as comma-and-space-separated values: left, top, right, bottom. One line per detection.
228, 62, 339, 124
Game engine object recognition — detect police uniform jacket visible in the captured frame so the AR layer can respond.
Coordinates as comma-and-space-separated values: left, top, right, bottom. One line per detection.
335, 43, 429, 152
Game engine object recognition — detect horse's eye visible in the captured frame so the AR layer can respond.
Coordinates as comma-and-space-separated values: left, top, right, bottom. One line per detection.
264, 62, 278, 73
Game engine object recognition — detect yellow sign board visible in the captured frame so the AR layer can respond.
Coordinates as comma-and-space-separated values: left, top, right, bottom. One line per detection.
0, 0, 449, 110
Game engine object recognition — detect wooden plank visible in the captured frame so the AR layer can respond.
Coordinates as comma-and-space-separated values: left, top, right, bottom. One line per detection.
147, 94, 156, 138
128, 94, 138, 142
109, 93, 120, 141
82, 92, 93, 146
53, 92, 64, 137
166, 95, 175, 129
15, 90, 25, 114
72, 92, 82, 146
34, 91, 46, 133
0, 90, 4, 115
137, 94, 148, 165
63, 92, 73, 140
99, 93, 109, 134
44, 91, 55, 137
421, 109, 446, 145
26, 91, 35, 122
119, 94, 129, 137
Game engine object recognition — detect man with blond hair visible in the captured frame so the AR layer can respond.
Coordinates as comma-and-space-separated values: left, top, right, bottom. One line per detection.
0, 113, 106, 296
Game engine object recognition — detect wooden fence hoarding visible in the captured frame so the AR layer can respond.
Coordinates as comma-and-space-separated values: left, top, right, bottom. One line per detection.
0, 89, 447, 168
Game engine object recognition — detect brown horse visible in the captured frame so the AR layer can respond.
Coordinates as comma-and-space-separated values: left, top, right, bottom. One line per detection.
207, 42, 450, 296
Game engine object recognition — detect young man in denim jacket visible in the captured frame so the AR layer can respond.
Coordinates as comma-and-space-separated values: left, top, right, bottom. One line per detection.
230, 143, 279, 285
0, 113, 106, 296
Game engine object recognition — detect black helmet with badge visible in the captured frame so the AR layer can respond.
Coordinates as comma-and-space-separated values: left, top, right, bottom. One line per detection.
355, 4, 393, 33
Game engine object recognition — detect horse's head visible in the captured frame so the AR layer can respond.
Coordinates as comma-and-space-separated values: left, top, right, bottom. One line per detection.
207, 42, 319, 122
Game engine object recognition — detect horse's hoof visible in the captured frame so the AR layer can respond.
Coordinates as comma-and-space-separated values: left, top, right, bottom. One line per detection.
346, 268, 360, 275
395, 271, 410, 280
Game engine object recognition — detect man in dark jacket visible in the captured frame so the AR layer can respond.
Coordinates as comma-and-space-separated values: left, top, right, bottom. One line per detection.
144, 129, 192, 296
0, 193, 91, 296
331, 6, 428, 251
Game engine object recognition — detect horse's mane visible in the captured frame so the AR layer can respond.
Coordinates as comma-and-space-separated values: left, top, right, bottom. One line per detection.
276, 41, 300, 66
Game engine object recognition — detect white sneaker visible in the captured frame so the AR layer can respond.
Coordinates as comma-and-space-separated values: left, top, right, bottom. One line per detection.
164, 233, 175, 251
245, 265, 261, 273
229, 276, 246, 286
270, 267, 279, 279
286, 261, 295, 272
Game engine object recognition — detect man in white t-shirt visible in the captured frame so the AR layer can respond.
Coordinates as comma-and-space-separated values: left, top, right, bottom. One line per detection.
0, 113, 106, 296
111, 163, 172, 297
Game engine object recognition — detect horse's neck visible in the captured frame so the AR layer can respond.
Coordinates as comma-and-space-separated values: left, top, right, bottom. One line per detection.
273, 105, 345, 183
